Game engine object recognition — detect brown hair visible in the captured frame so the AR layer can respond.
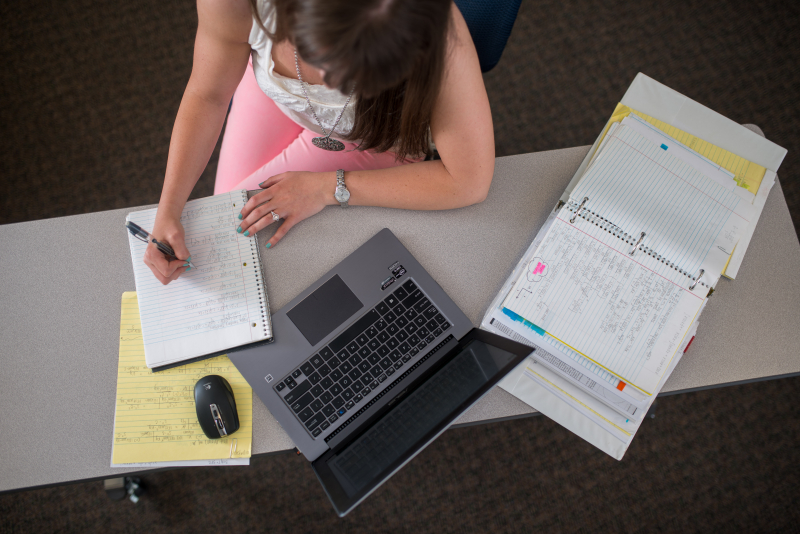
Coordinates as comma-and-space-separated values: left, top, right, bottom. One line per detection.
248, 0, 452, 160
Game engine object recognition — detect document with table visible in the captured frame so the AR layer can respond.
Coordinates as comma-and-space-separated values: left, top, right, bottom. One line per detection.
482, 73, 787, 459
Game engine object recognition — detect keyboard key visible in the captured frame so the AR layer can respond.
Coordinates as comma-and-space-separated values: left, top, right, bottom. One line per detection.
346, 353, 360, 367
352, 381, 364, 393
386, 337, 399, 350
306, 412, 326, 431
386, 367, 395, 376
404, 308, 418, 321
339, 361, 353, 375
384, 311, 397, 323
383, 294, 400, 309
285, 377, 298, 389
387, 324, 399, 336
330, 369, 344, 382
310, 399, 324, 412
396, 330, 409, 343
413, 297, 431, 313
369, 380, 379, 389
360, 375, 372, 386
310, 384, 324, 397
345, 400, 355, 410
441, 321, 451, 330
402, 279, 418, 292
322, 404, 335, 416
291, 369, 302, 379
423, 306, 439, 321
348, 368, 362, 381
407, 335, 420, 347
332, 396, 344, 409
362, 387, 371, 395
299, 363, 314, 376
312, 427, 322, 437
291, 392, 315, 414
396, 316, 409, 328
342, 388, 354, 401
275, 382, 286, 392
320, 346, 334, 360
426, 319, 438, 331
341, 376, 352, 389
370, 367, 383, 379
418, 340, 428, 350
403, 288, 423, 308
347, 341, 359, 354
393, 286, 408, 301
320, 391, 333, 404
298, 406, 315, 422
368, 353, 381, 365
310, 354, 324, 368
354, 393, 363, 403
425, 334, 435, 343
409, 347, 419, 356
328, 356, 341, 369
321, 420, 330, 431
389, 350, 401, 362
357, 346, 370, 359
377, 331, 390, 344
405, 323, 419, 335
366, 326, 379, 339
356, 333, 369, 347
434, 327, 443, 337
337, 406, 348, 417
394, 361, 403, 370
284, 380, 311, 404
320, 376, 334, 389
328, 413, 339, 423
435, 313, 446, 324
392, 304, 405, 316
398, 341, 411, 354
378, 373, 387, 382
358, 360, 371, 373
318, 364, 331, 377
374, 318, 387, 331
330, 384, 344, 397
376, 301, 390, 315
307, 372, 321, 385
418, 326, 430, 338
367, 339, 381, 351
413, 315, 427, 327
377, 345, 390, 357
402, 354, 411, 363
380, 357, 392, 370
336, 348, 349, 360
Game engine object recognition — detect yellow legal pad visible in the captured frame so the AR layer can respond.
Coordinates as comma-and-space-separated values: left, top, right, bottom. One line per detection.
112, 292, 253, 463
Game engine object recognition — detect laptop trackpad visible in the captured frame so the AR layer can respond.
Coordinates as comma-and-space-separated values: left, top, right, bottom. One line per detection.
286, 275, 364, 347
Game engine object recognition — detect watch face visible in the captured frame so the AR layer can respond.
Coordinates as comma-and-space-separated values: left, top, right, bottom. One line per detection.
335, 187, 350, 203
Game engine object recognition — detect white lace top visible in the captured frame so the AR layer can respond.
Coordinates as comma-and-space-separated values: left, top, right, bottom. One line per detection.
248, 0, 355, 141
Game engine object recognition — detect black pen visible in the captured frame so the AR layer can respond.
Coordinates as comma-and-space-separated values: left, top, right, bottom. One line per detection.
125, 221, 196, 269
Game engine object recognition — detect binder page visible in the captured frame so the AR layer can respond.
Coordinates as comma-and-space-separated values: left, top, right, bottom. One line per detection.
112, 292, 252, 463
571, 125, 753, 282
126, 191, 269, 368
501, 211, 706, 395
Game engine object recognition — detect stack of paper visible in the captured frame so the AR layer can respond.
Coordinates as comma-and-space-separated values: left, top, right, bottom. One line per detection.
111, 292, 253, 468
481, 74, 786, 459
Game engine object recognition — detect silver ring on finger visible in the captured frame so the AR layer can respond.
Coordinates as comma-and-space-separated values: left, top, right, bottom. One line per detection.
271, 210, 280, 222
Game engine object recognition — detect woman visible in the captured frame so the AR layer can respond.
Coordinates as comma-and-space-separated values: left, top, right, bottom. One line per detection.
145, 0, 493, 284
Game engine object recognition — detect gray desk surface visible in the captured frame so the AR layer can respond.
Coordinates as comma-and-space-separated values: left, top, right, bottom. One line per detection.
2, 137, 799, 493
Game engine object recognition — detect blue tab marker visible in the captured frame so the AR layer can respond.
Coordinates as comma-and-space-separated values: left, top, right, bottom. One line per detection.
502, 308, 546, 336
660, 143, 668, 150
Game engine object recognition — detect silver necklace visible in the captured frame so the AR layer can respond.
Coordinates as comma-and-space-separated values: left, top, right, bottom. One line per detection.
294, 49, 354, 151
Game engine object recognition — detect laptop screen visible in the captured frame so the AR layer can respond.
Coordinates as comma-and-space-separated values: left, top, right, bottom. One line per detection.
313, 332, 528, 516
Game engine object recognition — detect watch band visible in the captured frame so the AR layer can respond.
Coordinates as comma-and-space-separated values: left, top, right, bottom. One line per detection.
335, 169, 349, 208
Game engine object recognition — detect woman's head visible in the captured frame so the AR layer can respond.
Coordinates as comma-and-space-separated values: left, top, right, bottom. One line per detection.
253, 0, 454, 159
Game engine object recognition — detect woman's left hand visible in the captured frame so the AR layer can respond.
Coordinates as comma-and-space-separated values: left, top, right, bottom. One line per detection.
236, 170, 334, 248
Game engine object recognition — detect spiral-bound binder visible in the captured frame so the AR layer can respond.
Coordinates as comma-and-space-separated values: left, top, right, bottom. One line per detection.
125, 190, 273, 371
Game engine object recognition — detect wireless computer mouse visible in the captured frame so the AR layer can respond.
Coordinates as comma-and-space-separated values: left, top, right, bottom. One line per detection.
194, 375, 240, 439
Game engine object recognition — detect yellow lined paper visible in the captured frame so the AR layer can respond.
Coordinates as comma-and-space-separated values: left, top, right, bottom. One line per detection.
600, 103, 767, 193
112, 292, 253, 463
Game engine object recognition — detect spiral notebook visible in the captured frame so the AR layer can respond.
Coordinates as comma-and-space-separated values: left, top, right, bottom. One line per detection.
500, 123, 753, 395
125, 190, 273, 370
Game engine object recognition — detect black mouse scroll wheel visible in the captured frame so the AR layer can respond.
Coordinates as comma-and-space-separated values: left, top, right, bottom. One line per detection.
210, 404, 228, 437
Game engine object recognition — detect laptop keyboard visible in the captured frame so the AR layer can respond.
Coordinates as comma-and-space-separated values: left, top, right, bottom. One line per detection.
273, 278, 452, 438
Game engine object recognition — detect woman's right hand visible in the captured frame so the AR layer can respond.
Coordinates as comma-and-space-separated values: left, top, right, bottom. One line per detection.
143, 216, 192, 285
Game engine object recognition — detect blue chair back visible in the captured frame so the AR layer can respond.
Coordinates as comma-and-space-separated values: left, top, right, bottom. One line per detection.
455, 0, 522, 72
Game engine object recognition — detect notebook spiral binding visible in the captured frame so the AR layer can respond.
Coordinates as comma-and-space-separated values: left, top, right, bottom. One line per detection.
566, 199, 710, 290
237, 190, 272, 339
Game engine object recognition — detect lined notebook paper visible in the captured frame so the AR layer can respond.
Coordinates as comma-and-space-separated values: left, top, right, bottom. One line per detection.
502, 125, 752, 395
112, 292, 252, 464
126, 190, 272, 369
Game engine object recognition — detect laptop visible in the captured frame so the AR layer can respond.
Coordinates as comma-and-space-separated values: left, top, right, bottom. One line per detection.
229, 228, 532, 516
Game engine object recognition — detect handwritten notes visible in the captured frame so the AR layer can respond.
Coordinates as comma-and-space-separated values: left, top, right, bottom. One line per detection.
126, 190, 271, 368
112, 292, 253, 464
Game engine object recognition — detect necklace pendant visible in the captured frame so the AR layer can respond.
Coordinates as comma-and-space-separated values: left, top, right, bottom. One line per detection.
312, 137, 345, 151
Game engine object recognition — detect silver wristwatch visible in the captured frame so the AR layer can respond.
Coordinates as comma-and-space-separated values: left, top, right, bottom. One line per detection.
334, 169, 350, 208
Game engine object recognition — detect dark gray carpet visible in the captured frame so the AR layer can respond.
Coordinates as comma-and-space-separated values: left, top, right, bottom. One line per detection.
2, 0, 799, 532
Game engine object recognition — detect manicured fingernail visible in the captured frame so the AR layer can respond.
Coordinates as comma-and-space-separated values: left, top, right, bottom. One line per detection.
237, 226, 243, 233
186, 266, 192, 272
259, 181, 267, 187
238, 213, 243, 220
244, 230, 250, 236
183, 262, 190, 267
265, 243, 271, 249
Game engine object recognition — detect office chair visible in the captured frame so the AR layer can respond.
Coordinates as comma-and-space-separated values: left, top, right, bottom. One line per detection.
455, 0, 522, 72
